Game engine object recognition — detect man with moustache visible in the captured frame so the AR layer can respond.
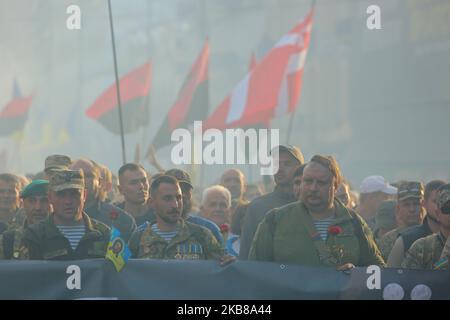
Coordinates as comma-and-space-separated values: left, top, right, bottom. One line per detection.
0, 180, 52, 259
129, 175, 233, 265
249, 155, 384, 268
240, 145, 304, 260
166, 169, 224, 245
23, 169, 110, 260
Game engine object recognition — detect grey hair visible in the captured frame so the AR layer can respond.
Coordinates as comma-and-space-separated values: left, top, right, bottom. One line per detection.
201, 185, 232, 208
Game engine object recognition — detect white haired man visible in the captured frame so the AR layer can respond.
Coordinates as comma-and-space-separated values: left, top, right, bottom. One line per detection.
200, 185, 232, 228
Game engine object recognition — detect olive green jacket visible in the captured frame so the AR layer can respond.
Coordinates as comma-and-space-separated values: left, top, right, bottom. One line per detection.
249, 200, 385, 267
23, 213, 110, 260
129, 220, 224, 260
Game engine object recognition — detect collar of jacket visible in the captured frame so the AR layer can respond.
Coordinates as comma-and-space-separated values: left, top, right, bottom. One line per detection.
298, 199, 354, 226
45, 212, 103, 240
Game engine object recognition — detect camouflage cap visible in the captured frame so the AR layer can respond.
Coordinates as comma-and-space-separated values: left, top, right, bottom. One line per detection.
44, 154, 72, 172
375, 200, 397, 231
165, 168, 193, 189
20, 180, 49, 198
437, 183, 450, 210
49, 169, 84, 192
397, 181, 424, 202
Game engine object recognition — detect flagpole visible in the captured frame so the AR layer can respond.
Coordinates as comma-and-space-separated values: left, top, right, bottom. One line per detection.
285, 0, 315, 146
107, 0, 127, 164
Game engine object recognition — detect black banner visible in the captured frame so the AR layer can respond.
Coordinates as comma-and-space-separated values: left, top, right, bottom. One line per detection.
0, 259, 448, 300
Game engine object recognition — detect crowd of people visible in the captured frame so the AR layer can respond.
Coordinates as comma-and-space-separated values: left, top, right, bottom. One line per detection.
0, 145, 449, 273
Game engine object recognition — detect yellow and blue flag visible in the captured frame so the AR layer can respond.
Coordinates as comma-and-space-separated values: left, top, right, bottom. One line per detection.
433, 258, 449, 270
105, 226, 131, 272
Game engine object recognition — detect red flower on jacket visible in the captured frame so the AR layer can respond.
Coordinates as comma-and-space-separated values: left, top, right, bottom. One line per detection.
328, 225, 343, 235
110, 211, 119, 221
220, 223, 230, 234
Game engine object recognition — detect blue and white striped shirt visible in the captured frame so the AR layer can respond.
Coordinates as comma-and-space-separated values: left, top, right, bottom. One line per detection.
151, 224, 179, 243
313, 216, 335, 241
56, 225, 86, 250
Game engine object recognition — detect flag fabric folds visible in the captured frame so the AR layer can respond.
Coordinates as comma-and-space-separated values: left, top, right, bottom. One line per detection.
86, 62, 151, 134
105, 226, 132, 272
150, 41, 210, 151
203, 9, 314, 131
0, 80, 32, 136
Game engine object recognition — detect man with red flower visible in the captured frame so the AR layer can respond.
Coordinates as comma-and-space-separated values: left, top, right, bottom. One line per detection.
249, 155, 385, 269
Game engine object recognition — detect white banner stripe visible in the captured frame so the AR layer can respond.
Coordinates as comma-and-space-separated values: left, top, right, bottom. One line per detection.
274, 33, 300, 48
287, 50, 307, 73
275, 75, 289, 117
226, 74, 250, 124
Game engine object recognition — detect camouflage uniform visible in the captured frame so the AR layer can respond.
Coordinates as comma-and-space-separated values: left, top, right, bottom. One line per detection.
11, 208, 26, 228
435, 184, 450, 269
129, 220, 224, 260
23, 213, 110, 260
440, 236, 450, 262
0, 180, 52, 259
378, 181, 425, 260
401, 233, 445, 270
0, 208, 24, 234
377, 227, 408, 261
0, 224, 29, 259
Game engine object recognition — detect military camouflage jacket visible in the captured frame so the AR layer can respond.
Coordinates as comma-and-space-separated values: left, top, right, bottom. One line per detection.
129, 220, 224, 260
23, 213, 110, 260
0, 224, 29, 260
377, 227, 408, 261
401, 233, 445, 270
0, 208, 24, 234
249, 200, 385, 267
440, 236, 450, 261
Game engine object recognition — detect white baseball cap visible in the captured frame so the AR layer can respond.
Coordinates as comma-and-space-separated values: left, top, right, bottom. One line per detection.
360, 175, 397, 194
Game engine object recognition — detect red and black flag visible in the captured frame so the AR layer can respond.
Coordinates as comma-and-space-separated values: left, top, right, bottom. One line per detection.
0, 80, 32, 136
86, 62, 151, 134
149, 41, 210, 151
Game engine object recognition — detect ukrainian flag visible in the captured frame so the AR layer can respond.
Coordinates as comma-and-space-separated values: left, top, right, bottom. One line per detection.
433, 258, 449, 270
105, 226, 131, 272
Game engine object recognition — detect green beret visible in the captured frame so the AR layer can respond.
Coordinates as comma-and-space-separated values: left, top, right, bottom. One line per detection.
20, 180, 49, 198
